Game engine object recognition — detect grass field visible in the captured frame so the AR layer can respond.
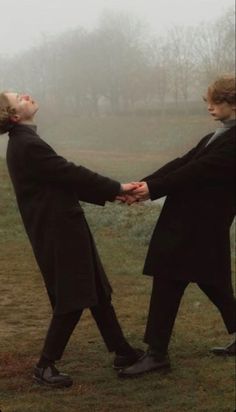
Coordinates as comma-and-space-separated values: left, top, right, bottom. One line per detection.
0, 115, 235, 412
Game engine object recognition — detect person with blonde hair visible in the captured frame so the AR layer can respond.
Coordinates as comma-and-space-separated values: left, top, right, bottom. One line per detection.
0, 91, 143, 387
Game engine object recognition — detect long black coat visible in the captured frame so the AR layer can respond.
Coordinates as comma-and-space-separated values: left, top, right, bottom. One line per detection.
143, 125, 236, 284
7, 124, 121, 314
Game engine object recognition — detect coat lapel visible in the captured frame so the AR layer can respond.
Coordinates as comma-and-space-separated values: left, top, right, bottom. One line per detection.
193, 126, 236, 158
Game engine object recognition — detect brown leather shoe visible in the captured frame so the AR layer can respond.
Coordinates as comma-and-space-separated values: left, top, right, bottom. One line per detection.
210, 340, 236, 356
33, 364, 73, 388
117, 350, 170, 378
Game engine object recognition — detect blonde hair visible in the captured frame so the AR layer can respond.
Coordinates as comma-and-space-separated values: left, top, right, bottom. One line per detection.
0, 93, 16, 134
204, 74, 236, 105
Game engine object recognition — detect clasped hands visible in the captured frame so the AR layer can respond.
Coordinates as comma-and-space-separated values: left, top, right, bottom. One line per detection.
118, 182, 149, 205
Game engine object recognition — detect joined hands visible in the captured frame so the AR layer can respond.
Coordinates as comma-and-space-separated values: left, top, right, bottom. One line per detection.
118, 182, 150, 205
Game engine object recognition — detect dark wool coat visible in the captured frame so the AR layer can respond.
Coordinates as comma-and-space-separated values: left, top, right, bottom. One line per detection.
7, 124, 121, 314
143, 125, 236, 284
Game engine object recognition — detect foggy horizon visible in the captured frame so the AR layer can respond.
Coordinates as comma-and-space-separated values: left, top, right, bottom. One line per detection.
0, 0, 234, 57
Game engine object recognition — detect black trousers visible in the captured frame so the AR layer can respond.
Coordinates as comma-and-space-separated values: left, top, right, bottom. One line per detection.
144, 276, 236, 354
41, 280, 126, 361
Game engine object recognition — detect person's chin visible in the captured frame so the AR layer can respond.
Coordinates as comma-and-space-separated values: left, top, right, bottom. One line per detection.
211, 114, 221, 121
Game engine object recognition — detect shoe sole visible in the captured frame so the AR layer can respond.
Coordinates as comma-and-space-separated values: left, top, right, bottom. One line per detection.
33, 376, 73, 388
117, 363, 171, 379
210, 351, 236, 356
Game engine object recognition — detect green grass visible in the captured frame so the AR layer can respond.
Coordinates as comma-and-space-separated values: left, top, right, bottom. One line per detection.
0, 114, 235, 412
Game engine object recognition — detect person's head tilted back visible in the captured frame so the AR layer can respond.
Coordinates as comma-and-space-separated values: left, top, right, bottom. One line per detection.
0, 92, 39, 134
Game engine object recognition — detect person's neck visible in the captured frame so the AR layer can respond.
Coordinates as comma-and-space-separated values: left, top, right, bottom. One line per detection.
19, 120, 36, 127
16, 121, 37, 132
221, 117, 236, 126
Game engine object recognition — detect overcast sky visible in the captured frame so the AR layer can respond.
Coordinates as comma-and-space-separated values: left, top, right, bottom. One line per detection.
0, 0, 234, 57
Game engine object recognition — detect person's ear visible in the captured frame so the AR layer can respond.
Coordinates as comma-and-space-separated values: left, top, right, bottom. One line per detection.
10, 113, 21, 123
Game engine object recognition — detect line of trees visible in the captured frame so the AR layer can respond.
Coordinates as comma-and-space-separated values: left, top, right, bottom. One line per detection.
0, 9, 235, 116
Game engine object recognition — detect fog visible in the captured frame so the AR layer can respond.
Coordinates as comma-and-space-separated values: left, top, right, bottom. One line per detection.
0, 0, 234, 56
0, 0, 235, 164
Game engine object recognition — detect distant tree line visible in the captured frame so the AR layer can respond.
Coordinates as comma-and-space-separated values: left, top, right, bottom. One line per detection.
0, 8, 235, 116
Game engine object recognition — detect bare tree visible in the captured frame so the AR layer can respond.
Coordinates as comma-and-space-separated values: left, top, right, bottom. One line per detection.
166, 26, 197, 110
94, 11, 149, 113
1, 7, 234, 118
194, 8, 235, 85
145, 37, 172, 115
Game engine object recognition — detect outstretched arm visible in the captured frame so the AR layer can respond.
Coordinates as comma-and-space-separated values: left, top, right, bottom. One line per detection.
142, 134, 211, 181
145, 142, 235, 200
26, 139, 138, 203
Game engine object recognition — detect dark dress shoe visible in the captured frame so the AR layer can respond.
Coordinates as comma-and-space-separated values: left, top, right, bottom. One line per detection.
118, 350, 170, 378
33, 364, 73, 388
210, 340, 236, 356
113, 348, 145, 369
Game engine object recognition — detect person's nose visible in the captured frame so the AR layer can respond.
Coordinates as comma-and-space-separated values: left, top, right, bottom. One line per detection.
21, 94, 31, 101
208, 103, 214, 112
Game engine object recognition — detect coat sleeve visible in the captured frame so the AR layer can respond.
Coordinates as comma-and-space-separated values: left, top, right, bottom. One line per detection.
146, 139, 235, 200
26, 138, 121, 202
142, 135, 212, 181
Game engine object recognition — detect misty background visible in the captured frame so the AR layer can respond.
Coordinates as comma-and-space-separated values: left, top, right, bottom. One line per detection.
0, 0, 235, 175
